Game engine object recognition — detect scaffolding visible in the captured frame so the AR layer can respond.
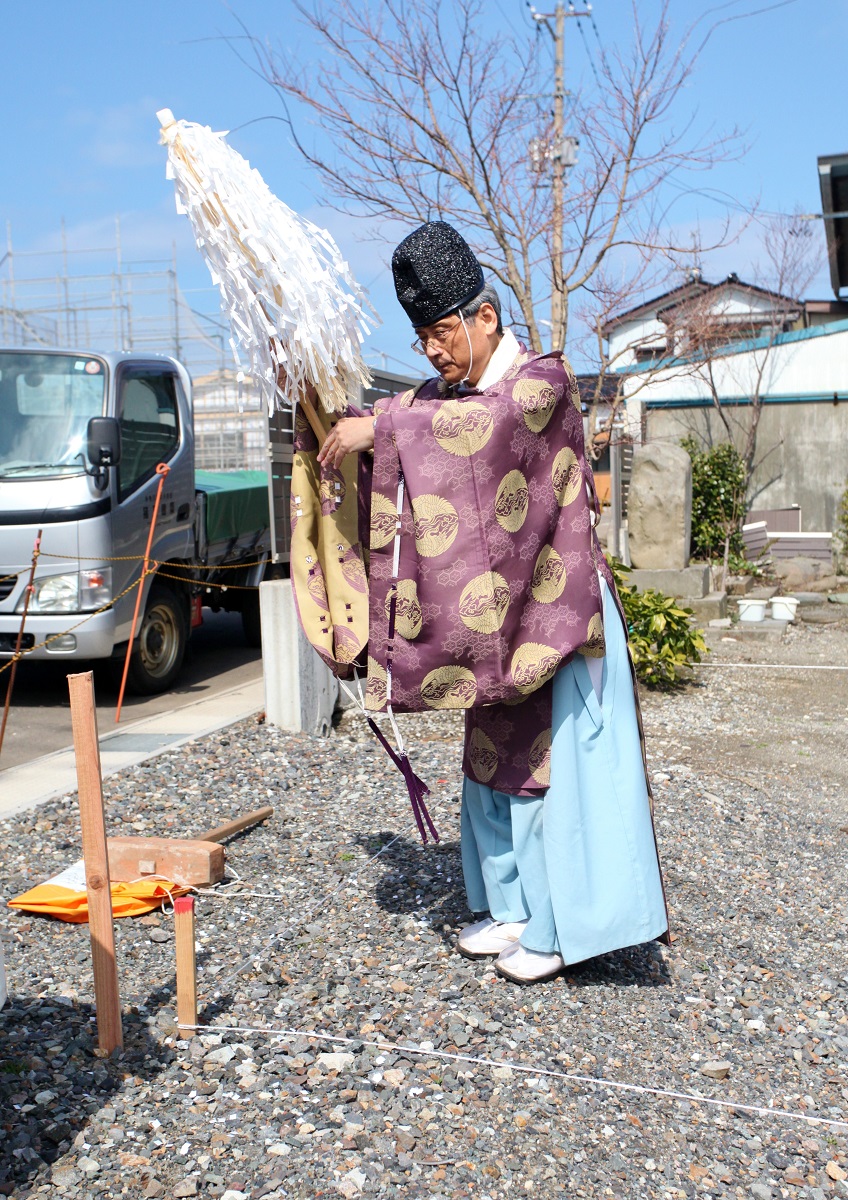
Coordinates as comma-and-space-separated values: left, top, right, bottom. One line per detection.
0, 218, 269, 469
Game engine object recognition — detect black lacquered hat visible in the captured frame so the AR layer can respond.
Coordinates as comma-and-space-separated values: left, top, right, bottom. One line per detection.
392, 221, 485, 327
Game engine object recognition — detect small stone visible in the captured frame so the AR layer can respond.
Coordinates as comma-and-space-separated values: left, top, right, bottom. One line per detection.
51, 1166, 82, 1187
749, 1186, 773, 1200
143, 1181, 165, 1199
513, 1111, 531, 1129
492, 1065, 513, 1081
205, 1046, 236, 1064
700, 1059, 731, 1080
148, 928, 171, 943
35, 1090, 57, 1105
266, 1144, 291, 1157
316, 1052, 355, 1072
220, 1192, 248, 1200
827, 1163, 848, 1182
382, 1068, 405, 1086
173, 1181, 198, 1197
77, 1156, 100, 1176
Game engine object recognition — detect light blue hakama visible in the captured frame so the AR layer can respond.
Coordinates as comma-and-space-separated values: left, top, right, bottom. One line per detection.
461, 581, 668, 965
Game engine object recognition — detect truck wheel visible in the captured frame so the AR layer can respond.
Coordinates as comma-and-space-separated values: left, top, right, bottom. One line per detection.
126, 582, 188, 695
241, 590, 262, 648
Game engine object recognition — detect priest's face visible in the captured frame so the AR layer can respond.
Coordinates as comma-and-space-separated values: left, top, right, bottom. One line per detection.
413, 303, 500, 386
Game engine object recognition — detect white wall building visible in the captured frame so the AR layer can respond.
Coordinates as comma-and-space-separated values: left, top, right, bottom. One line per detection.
604, 277, 848, 530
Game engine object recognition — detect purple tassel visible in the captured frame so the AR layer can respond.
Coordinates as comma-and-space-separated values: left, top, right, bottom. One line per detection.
366, 717, 439, 844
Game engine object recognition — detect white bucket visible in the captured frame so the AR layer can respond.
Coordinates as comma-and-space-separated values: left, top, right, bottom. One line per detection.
770, 596, 799, 622
737, 598, 767, 622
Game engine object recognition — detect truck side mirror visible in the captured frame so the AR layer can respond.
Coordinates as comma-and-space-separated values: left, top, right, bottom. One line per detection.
87, 417, 122, 468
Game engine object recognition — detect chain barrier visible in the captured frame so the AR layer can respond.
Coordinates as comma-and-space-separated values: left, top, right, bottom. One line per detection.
0, 568, 155, 680
0, 554, 268, 681
157, 569, 260, 592
37, 551, 270, 570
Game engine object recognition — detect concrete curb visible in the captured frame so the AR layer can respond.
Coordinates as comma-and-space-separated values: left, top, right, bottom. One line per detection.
0, 676, 265, 821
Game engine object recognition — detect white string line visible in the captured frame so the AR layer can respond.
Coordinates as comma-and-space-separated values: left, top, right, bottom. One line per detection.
176, 1020, 848, 1134
696, 662, 848, 671
205, 824, 415, 999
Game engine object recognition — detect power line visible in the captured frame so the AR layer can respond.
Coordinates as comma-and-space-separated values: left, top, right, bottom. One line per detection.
574, 14, 601, 86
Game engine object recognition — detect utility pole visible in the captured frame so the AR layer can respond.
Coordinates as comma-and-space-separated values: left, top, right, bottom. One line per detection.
529, 2, 590, 351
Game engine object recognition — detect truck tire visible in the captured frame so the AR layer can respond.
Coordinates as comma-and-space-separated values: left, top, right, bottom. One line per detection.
125, 582, 189, 695
241, 590, 262, 648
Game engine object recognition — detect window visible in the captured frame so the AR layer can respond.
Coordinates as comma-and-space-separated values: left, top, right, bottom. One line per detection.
118, 368, 180, 500
0, 352, 105, 477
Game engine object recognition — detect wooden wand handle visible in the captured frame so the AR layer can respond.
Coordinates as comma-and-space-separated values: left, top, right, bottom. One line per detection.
199, 806, 274, 845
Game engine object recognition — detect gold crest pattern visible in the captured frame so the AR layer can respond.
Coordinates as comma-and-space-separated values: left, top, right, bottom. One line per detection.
370, 492, 399, 549
494, 469, 529, 533
388, 578, 423, 640
578, 612, 606, 658
511, 641, 562, 695
467, 728, 499, 782
528, 729, 552, 787
513, 377, 559, 433
365, 656, 388, 709
432, 400, 494, 457
551, 447, 582, 506
420, 664, 479, 709
531, 545, 567, 604
411, 494, 459, 557
458, 571, 510, 633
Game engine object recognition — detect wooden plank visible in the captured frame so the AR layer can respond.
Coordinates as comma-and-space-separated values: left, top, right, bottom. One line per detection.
174, 895, 198, 1035
67, 672, 123, 1055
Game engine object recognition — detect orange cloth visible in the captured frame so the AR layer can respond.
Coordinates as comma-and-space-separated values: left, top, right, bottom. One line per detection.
8, 878, 189, 923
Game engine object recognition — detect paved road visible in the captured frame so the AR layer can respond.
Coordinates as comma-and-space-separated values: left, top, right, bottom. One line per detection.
0, 610, 263, 772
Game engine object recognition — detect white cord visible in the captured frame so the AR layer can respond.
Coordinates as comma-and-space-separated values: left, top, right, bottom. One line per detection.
697, 662, 848, 672
458, 309, 474, 386
175, 1019, 848, 1134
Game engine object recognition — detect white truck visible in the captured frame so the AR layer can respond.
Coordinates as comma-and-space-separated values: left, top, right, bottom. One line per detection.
0, 348, 281, 693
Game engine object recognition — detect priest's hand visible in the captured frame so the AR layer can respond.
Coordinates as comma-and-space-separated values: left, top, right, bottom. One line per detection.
317, 416, 375, 469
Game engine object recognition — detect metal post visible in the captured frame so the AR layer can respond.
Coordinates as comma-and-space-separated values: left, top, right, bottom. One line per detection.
609, 438, 622, 562
6, 221, 15, 343
171, 241, 182, 361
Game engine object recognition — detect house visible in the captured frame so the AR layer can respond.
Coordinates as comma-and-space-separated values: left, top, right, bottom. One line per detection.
602, 275, 848, 531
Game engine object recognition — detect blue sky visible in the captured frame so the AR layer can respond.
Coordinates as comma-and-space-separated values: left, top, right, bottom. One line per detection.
2, 0, 845, 376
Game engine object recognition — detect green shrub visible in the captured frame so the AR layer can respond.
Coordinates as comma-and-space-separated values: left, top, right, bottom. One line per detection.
681, 436, 747, 560
609, 559, 707, 689
837, 479, 848, 566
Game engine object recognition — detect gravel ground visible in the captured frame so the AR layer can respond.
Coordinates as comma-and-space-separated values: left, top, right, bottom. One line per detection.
1, 605, 847, 1200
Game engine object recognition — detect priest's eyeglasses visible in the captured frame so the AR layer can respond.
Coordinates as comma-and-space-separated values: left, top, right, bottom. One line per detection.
411, 318, 462, 355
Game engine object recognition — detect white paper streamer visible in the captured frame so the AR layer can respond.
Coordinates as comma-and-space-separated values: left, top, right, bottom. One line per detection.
157, 108, 377, 414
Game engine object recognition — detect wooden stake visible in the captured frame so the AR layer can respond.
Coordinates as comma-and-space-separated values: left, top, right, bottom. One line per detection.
174, 896, 198, 1035
68, 671, 123, 1054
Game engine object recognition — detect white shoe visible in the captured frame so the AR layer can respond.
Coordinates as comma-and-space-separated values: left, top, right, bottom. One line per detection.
495, 942, 565, 983
457, 917, 528, 959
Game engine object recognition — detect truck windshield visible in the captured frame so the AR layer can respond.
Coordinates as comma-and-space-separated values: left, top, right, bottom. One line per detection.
0, 352, 106, 478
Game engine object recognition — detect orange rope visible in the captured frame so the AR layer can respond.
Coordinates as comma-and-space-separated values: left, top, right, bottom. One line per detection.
115, 464, 171, 724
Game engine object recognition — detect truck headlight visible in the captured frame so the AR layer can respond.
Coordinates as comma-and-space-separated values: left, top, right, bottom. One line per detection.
21, 568, 112, 613
25, 573, 79, 613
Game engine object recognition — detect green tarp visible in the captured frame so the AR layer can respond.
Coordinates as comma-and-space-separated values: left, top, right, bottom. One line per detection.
195, 469, 269, 545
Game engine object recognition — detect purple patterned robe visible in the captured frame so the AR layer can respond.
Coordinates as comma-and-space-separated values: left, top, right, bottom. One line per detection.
367, 349, 614, 796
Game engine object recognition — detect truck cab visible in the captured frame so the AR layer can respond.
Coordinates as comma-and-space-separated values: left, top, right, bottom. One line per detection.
0, 348, 267, 693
